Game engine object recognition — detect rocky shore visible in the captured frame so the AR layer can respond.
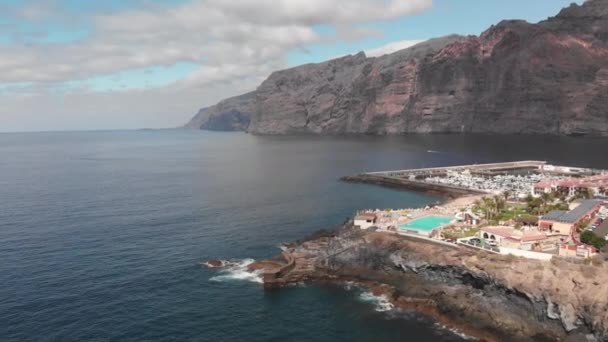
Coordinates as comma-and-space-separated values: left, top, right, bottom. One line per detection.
216, 223, 608, 341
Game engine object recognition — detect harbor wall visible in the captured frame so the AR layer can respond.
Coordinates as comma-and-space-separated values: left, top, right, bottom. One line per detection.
365, 161, 546, 176
341, 174, 487, 198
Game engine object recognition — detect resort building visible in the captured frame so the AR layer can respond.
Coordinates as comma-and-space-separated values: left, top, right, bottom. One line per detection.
354, 213, 377, 229
479, 226, 556, 252
558, 243, 597, 259
455, 211, 481, 226
480, 227, 519, 245
534, 174, 608, 197
538, 199, 603, 234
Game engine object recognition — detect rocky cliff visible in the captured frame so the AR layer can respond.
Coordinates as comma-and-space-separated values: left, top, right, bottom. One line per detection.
187, 0, 608, 136
249, 224, 608, 341
183, 91, 255, 131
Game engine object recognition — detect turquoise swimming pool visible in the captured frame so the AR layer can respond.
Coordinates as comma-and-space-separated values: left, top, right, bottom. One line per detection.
399, 215, 453, 232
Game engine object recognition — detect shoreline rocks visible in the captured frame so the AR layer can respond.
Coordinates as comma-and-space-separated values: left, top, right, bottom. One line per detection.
237, 224, 608, 341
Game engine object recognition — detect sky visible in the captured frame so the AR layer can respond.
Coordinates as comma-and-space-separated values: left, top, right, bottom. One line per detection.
0, 0, 584, 132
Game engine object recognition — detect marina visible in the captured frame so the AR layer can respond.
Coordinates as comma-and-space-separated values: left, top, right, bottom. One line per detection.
349, 161, 608, 261
344, 161, 607, 198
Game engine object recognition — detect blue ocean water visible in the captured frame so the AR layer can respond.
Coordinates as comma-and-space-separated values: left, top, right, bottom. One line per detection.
1, 130, 607, 342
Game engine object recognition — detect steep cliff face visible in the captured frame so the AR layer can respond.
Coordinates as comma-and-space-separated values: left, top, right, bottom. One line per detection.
249, 36, 463, 134
183, 91, 255, 131
187, 0, 608, 136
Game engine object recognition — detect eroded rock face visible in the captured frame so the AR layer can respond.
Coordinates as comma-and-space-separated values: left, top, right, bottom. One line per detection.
268, 224, 608, 341
183, 91, 255, 131
187, 0, 608, 136
249, 36, 464, 134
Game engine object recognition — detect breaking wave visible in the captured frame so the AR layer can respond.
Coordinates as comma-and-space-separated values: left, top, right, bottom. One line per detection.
343, 281, 356, 291
435, 323, 477, 340
358, 291, 395, 312
208, 258, 263, 284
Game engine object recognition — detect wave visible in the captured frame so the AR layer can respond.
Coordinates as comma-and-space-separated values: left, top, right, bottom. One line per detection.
208, 258, 263, 284
427, 150, 440, 153
357, 291, 395, 312
343, 281, 357, 291
201, 259, 241, 268
435, 323, 478, 340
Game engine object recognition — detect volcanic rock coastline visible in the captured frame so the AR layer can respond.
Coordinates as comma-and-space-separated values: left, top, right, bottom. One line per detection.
186, 0, 608, 136
238, 222, 608, 341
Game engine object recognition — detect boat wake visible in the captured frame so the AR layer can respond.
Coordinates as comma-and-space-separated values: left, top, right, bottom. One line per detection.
208, 258, 263, 284
357, 291, 395, 312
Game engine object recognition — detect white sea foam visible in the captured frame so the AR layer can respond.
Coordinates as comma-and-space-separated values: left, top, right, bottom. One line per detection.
358, 291, 395, 312
208, 258, 263, 284
427, 150, 440, 153
435, 323, 477, 340
343, 281, 356, 291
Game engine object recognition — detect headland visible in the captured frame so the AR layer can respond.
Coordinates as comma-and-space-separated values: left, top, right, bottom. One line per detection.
206, 161, 608, 341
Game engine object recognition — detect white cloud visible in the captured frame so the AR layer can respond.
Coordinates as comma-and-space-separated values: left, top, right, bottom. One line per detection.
0, 0, 433, 131
365, 39, 427, 57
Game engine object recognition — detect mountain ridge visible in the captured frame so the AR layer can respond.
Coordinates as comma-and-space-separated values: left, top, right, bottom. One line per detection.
185, 0, 608, 136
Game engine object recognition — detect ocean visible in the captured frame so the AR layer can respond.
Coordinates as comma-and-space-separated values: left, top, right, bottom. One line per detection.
1, 130, 607, 342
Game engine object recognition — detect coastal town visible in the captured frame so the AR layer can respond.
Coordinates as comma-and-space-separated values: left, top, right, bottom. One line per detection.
207, 160, 608, 340
352, 161, 608, 261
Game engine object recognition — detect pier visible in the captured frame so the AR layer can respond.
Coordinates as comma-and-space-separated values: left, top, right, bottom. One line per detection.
367, 160, 548, 178
342, 161, 607, 198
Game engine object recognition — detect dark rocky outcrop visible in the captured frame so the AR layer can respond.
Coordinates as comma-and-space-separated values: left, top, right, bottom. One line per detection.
186, 0, 608, 136
250, 224, 608, 341
183, 91, 255, 131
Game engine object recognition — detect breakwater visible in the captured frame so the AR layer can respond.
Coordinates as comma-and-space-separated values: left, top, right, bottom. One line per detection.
341, 173, 486, 198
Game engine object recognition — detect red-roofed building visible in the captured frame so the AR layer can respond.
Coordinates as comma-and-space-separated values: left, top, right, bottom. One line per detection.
558, 243, 597, 259
534, 174, 608, 197
480, 226, 556, 252
480, 227, 517, 242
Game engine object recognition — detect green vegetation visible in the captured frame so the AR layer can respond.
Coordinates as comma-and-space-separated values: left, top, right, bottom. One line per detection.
523, 192, 569, 215
473, 195, 506, 221
441, 226, 480, 240
573, 188, 594, 200
471, 191, 576, 226
581, 231, 607, 249
576, 218, 592, 232
474, 193, 559, 224
495, 206, 528, 222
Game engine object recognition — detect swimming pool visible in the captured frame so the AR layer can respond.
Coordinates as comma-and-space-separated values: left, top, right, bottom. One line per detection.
399, 215, 453, 233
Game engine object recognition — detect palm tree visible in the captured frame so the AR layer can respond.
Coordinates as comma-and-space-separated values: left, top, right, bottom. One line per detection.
573, 187, 593, 200
494, 195, 506, 212
482, 196, 497, 220
539, 192, 553, 215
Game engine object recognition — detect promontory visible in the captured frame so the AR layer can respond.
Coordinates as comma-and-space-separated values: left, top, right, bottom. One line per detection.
185, 0, 608, 136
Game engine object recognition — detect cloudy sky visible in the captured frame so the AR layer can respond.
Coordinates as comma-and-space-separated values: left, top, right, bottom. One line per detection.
0, 0, 582, 132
